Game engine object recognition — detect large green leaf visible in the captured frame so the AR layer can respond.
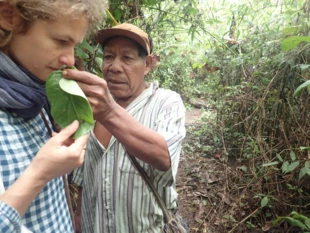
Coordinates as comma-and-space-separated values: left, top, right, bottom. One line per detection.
46, 70, 94, 139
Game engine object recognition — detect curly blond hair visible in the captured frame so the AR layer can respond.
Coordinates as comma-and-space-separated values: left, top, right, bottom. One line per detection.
0, 0, 108, 48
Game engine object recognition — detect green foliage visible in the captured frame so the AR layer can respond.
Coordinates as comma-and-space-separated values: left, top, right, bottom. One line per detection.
279, 36, 310, 97
173, 0, 310, 232
294, 80, 310, 96
75, 37, 103, 76
182, 109, 221, 158
273, 211, 310, 232
148, 47, 195, 100
46, 70, 94, 139
281, 36, 310, 52
299, 160, 310, 180
261, 196, 269, 208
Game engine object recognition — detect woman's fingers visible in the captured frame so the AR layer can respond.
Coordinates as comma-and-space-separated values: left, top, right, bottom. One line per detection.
69, 133, 89, 154
56, 120, 80, 140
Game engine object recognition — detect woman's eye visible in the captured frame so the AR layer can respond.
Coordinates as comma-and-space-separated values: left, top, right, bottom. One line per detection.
56, 39, 68, 45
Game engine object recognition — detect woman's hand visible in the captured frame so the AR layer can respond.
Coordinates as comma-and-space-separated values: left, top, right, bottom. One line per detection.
0, 120, 88, 216
29, 120, 88, 183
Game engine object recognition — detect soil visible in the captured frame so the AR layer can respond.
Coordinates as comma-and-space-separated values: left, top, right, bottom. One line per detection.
177, 108, 257, 233
176, 107, 310, 233
177, 108, 227, 233
177, 107, 207, 232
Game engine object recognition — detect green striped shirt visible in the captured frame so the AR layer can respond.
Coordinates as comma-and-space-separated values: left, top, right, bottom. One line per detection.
73, 82, 186, 233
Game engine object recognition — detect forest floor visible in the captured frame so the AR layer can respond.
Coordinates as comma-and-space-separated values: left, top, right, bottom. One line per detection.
177, 107, 214, 233
177, 107, 309, 233
177, 107, 273, 233
177, 107, 243, 233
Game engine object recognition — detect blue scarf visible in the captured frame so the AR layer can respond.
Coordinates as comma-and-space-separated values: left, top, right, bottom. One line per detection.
0, 51, 48, 119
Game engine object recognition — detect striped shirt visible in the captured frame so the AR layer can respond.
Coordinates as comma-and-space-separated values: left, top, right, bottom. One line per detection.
0, 109, 73, 233
73, 82, 186, 233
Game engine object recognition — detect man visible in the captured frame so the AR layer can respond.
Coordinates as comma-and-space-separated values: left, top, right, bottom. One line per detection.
65, 23, 186, 232
0, 1, 107, 232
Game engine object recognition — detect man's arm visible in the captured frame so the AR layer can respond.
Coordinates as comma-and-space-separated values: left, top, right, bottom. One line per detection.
100, 104, 171, 171
62, 70, 185, 171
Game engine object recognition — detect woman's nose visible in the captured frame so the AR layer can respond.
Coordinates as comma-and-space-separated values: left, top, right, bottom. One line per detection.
59, 48, 75, 67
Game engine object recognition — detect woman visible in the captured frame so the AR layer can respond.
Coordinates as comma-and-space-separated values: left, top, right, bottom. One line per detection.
0, 0, 107, 232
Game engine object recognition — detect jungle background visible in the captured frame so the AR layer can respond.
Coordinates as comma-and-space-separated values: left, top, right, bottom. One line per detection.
75, 0, 310, 232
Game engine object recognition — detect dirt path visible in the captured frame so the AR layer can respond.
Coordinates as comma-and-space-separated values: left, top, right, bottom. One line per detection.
178, 108, 205, 231
177, 107, 303, 233
178, 108, 250, 233
185, 108, 203, 125
177, 107, 223, 233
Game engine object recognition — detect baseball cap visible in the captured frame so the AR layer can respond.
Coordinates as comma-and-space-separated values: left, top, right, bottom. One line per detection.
96, 23, 151, 55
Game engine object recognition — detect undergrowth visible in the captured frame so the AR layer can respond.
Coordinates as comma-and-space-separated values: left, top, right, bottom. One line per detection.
180, 1, 310, 232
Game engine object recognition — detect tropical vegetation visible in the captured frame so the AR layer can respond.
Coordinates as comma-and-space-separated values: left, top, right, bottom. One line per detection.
74, 0, 310, 232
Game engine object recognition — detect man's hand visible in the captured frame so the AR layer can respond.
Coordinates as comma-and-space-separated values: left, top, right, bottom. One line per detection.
62, 69, 116, 121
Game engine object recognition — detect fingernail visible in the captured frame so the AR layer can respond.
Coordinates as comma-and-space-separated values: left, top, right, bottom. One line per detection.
63, 70, 68, 76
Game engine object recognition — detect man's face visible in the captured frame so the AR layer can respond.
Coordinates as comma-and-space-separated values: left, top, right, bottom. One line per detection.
7, 15, 89, 81
102, 37, 152, 106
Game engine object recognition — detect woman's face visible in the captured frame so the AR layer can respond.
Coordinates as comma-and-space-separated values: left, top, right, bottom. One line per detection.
6, 14, 89, 81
